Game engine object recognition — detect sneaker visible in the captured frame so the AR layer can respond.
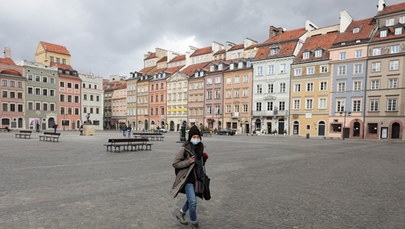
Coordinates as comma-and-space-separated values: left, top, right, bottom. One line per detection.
191, 222, 199, 229
176, 211, 188, 225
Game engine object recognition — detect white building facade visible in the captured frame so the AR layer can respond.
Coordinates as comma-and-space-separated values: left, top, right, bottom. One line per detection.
79, 73, 104, 130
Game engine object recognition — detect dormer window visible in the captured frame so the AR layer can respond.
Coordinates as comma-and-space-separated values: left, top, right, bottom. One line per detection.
269, 47, 280, 55
199, 71, 204, 77
230, 63, 234, 70
238, 62, 244, 69
386, 18, 394, 26
315, 49, 323, 58
353, 27, 360, 33
218, 64, 223, 70
395, 27, 403, 35
65, 70, 70, 75
246, 61, 252, 67
400, 16, 405, 24
210, 65, 216, 72
303, 51, 310, 60
380, 30, 388, 38
194, 72, 198, 78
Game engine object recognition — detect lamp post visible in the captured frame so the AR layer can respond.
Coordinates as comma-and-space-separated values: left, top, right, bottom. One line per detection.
340, 111, 351, 140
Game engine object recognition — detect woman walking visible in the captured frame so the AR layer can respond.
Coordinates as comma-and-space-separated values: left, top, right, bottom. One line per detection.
171, 126, 207, 229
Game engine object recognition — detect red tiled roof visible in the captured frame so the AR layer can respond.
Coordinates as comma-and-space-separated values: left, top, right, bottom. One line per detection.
372, 24, 405, 42
0, 58, 15, 65
228, 44, 244, 51
245, 43, 259, 50
0, 69, 22, 76
104, 82, 127, 90
157, 56, 167, 63
139, 66, 155, 73
213, 49, 226, 55
333, 18, 376, 45
168, 55, 186, 63
255, 41, 299, 60
190, 46, 212, 57
377, 2, 405, 16
149, 68, 166, 75
40, 41, 70, 55
262, 28, 306, 45
59, 74, 81, 80
294, 31, 339, 63
180, 62, 210, 77
50, 62, 74, 71
144, 52, 156, 60
165, 65, 184, 73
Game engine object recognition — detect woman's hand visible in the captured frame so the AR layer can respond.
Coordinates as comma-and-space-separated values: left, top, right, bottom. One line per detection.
188, 156, 195, 164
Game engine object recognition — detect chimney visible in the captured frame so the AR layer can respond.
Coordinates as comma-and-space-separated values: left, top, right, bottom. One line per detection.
339, 10, 353, 33
269, 26, 284, 39
3, 47, 11, 59
377, 0, 386, 12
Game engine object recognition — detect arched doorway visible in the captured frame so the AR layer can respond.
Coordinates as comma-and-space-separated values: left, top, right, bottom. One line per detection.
48, 118, 55, 129
353, 121, 360, 137
293, 121, 299, 135
391, 122, 400, 139
318, 121, 325, 136
170, 121, 175, 131
255, 119, 261, 132
278, 119, 285, 135
18, 118, 23, 128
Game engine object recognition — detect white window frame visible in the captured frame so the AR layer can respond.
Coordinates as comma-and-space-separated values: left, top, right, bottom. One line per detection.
371, 62, 381, 72
320, 81, 327, 91
386, 18, 394, 26
387, 99, 397, 111
354, 63, 363, 74
339, 52, 346, 60
268, 65, 275, 75
279, 83, 286, 93
380, 30, 388, 38
355, 50, 363, 58
305, 99, 313, 110
371, 80, 380, 90
303, 52, 310, 59
372, 48, 381, 56
395, 27, 402, 35
353, 81, 362, 91
293, 99, 300, 110
352, 100, 361, 112
257, 66, 263, 76
315, 49, 322, 57
320, 65, 328, 73
370, 100, 379, 112
338, 65, 347, 75
389, 60, 399, 71
294, 83, 301, 93
390, 45, 400, 54
388, 78, 398, 88
318, 98, 327, 109
306, 82, 314, 92
337, 82, 346, 92
307, 67, 314, 75
294, 68, 302, 76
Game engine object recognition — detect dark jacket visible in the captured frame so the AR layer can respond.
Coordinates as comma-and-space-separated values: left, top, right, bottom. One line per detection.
171, 141, 204, 198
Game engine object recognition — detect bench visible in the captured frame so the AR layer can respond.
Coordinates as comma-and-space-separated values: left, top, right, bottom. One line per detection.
15, 130, 32, 139
104, 138, 152, 152
0, 127, 11, 132
39, 132, 61, 142
133, 133, 164, 141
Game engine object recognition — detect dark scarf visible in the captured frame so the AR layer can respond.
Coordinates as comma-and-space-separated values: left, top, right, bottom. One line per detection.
191, 143, 204, 181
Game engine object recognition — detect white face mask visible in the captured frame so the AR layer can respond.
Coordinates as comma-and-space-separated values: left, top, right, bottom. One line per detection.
190, 139, 201, 145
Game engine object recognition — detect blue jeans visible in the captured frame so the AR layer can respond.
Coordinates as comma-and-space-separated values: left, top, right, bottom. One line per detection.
123, 130, 126, 137
181, 183, 197, 222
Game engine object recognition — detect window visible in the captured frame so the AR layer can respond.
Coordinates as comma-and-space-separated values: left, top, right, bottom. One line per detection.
10, 81, 15, 87
320, 65, 328, 73
279, 83, 286, 93
35, 88, 40, 95
306, 83, 314, 92
372, 62, 381, 72
320, 82, 327, 91
67, 83, 72, 88
386, 18, 394, 26
234, 104, 239, 113
395, 27, 402, 35
56, 57, 60, 63
400, 16, 405, 24
338, 82, 346, 92
372, 48, 381, 56
18, 82, 22, 88
2, 80, 7, 86
354, 64, 363, 74
35, 76, 40, 82
307, 67, 314, 75
60, 82, 65, 87
243, 88, 248, 97
303, 52, 310, 59
319, 98, 327, 109
35, 102, 41, 111
268, 84, 274, 93
243, 104, 248, 113
28, 102, 33, 110
256, 84, 262, 94
43, 103, 48, 111
256, 102, 262, 111
390, 45, 400, 53
353, 27, 360, 33
294, 84, 301, 92
50, 56, 54, 62
387, 99, 397, 111
207, 91, 212, 100
339, 52, 346, 60
280, 64, 287, 73
2, 91, 7, 98
2, 103, 7, 112
234, 90, 240, 98
75, 84, 79, 89
67, 95, 72, 103
17, 92, 22, 99
355, 50, 363, 58
353, 100, 361, 112
267, 101, 273, 111
293, 99, 300, 110
234, 76, 240, 84
60, 94, 65, 102
243, 75, 248, 83
10, 104, 15, 112
380, 30, 388, 38
353, 81, 362, 91
336, 100, 345, 112
207, 78, 212, 84
226, 105, 231, 113
279, 101, 285, 110
371, 80, 380, 90
75, 96, 79, 103
294, 68, 302, 76
28, 75, 33, 81
18, 104, 23, 112
370, 100, 379, 112
305, 99, 313, 109
50, 104, 55, 111
9, 91, 15, 99
226, 90, 231, 99
226, 78, 231, 84
315, 49, 323, 57
43, 89, 48, 96
257, 66, 263, 75
338, 66, 346, 75
388, 79, 398, 88
389, 60, 399, 71
42, 77, 47, 83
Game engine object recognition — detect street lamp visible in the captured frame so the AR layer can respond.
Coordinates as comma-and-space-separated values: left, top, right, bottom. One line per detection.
340, 111, 351, 140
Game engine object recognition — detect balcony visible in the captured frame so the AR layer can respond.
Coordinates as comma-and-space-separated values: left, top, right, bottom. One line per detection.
231, 112, 240, 118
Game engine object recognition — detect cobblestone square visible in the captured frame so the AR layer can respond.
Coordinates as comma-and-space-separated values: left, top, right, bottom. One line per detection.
0, 131, 404, 229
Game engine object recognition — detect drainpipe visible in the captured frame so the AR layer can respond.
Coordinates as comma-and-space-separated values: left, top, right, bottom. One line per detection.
362, 60, 368, 139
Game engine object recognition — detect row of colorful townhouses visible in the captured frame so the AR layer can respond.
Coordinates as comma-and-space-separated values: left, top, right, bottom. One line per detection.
102, 1, 404, 140
0, 42, 104, 131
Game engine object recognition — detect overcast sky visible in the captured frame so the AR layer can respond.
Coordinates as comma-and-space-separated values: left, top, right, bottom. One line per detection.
1, 0, 403, 78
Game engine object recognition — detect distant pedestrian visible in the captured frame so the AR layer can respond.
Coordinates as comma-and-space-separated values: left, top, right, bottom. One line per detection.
53, 123, 58, 133
121, 124, 127, 137
127, 124, 132, 137
79, 124, 83, 135
172, 126, 209, 229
